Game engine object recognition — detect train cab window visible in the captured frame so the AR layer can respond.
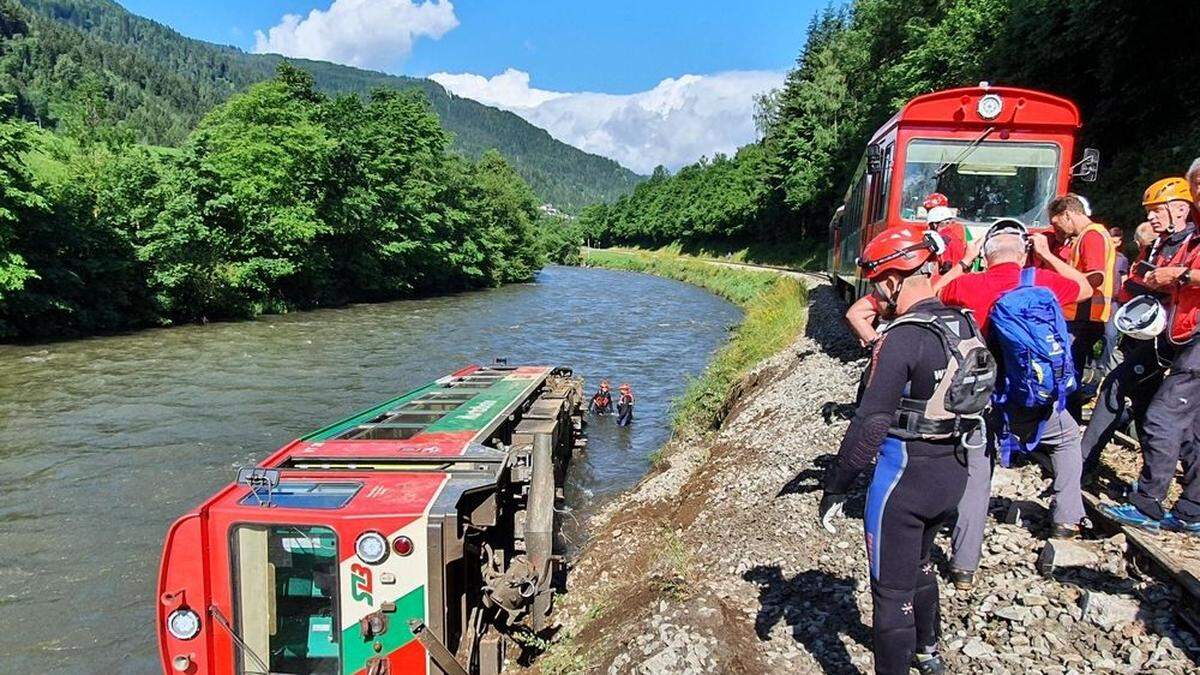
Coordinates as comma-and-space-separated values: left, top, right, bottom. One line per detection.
900, 139, 1059, 227
239, 481, 361, 509
232, 525, 339, 675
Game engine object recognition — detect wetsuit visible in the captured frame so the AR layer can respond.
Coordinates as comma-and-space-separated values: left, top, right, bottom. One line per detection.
590, 390, 613, 415
824, 298, 970, 674
617, 393, 634, 426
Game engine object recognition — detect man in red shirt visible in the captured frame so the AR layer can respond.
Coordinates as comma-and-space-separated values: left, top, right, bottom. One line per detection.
932, 220, 1091, 585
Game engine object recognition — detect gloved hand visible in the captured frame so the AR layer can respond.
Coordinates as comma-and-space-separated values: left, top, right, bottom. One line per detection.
818, 492, 847, 534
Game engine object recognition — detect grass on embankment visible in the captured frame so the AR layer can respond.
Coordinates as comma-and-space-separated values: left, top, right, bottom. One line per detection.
583, 248, 808, 436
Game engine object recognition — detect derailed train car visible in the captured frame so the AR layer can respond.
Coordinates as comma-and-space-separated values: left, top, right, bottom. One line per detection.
157, 364, 584, 674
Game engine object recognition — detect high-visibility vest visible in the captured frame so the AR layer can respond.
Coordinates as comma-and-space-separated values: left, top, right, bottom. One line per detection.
1063, 221, 1116, 322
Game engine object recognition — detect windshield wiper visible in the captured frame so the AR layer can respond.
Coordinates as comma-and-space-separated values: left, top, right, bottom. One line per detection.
935, 126, 996, 178
211, 604, 272, 675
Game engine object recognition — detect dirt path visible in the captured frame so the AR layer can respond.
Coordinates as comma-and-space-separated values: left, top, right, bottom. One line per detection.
541, 281, 1198, 674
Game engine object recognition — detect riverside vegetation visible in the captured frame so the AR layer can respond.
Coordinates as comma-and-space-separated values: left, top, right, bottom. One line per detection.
579, 0, 1200, 254
0, 63, 579, 339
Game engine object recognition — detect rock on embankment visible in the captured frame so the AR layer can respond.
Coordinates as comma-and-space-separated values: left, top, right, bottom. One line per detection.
542, 282, 1198, 674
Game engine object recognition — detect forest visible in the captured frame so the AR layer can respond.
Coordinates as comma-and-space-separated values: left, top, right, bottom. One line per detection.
0, 58, 569, 338
579, 0, 1200, 255
1, 0, 641, 213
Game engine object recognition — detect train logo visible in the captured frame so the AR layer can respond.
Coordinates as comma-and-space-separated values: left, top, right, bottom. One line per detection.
351, 562, 374, 607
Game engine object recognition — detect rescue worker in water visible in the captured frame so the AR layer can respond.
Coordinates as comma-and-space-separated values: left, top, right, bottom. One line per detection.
819, 227, 992, 674
617, 383, 634, 426
589, 379, 613, 414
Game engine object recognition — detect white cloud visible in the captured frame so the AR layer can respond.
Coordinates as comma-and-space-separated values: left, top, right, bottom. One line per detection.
430, 69, 785, 174
253, 0, 459, 70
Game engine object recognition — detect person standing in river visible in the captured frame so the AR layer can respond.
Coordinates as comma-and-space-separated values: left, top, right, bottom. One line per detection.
616, 383, 634, 426
819, 227, 990, 675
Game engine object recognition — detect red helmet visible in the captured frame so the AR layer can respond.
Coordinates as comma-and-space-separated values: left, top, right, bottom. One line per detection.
857, 227, 941, 281
923, 192, 949, 210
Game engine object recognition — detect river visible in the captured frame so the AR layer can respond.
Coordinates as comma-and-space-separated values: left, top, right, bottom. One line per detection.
0, 265, 740, 674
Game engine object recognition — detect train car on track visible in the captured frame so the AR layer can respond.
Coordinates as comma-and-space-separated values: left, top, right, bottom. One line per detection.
157, 364, 584, 675
827, 82, 1100, 300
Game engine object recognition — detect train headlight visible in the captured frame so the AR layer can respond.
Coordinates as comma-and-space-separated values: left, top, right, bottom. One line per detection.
166, 608, 201, 640
977, 94, 1003, 120
355, 532, 389, 565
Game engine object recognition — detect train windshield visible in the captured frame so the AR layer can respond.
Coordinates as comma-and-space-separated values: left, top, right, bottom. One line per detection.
231, 524, 339, 674
900, 139, 1060, 228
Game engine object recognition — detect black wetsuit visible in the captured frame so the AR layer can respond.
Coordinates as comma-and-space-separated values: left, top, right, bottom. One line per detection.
824, 298, 970, 674
617, 394, 634, 426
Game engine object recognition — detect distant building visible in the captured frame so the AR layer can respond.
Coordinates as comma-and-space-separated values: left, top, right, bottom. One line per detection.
539, 203, 573, 220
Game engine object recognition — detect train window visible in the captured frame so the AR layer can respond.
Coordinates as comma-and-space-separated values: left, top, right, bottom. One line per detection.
239, 481, 361, 509
232, 525, 339, 675
899, 139, 1059, 228
868, 143, 894, 222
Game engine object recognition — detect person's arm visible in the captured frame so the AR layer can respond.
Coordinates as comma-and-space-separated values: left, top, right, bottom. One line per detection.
823, 328, 916, 495
1030, 232, 1090, 302
845, 294, 882, 347
933, 237, 980, 293
1146, 265, 1200, 289
1077, 230, 1109, 289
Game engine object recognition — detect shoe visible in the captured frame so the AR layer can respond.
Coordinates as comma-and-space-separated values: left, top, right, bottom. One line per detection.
912, 651, 947, 674
1161, 513, 1200, 535
1100, 503, 1161, 531
949, 568, 974, 591
1049, 523, 1080, 539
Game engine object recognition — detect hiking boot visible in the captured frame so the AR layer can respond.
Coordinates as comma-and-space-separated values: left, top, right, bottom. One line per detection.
1161, 513, 1200, 535
1049, 523, 1080, 539
949, 568, 974, 590
912, 651, 947, 674
1100, 502, 1161, 532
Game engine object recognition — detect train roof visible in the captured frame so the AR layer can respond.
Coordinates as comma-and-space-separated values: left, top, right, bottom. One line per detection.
260, 365, 554, 466
870, 84, 1081, 144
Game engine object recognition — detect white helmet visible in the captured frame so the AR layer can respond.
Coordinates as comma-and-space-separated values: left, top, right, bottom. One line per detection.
1114, 295, 1166, 340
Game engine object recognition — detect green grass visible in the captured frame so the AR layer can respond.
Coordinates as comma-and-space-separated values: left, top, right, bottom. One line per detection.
583, 247, 808, 435
678, 237, 826, 270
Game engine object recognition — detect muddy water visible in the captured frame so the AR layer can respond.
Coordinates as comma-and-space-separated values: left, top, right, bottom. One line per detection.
0, 265, 740, 674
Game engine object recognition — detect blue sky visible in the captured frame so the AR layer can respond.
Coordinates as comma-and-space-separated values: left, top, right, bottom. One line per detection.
119, 1, 825, 172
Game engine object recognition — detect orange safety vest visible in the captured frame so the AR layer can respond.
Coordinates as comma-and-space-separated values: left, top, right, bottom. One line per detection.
1063, 221, 1116, 322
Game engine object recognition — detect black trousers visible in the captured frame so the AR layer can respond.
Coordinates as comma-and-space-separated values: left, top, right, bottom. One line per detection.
1131, 339, 1200, 522
1067, 320, 1106, 420
1081, 338, 1166, 475
865, 438, 967, 674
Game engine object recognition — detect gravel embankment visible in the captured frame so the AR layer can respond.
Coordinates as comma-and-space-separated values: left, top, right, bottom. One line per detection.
545, 282, 1198, 674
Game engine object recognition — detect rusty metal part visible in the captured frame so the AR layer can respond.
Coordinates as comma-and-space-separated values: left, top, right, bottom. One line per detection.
480, 544, 539, 627
359, 610, 389, 639
526, 432, 556, 631
409, 619, 470, 675
365, 656, 389, 675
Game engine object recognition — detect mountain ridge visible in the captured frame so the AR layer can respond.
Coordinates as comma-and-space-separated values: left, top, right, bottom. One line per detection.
4, 0, 642, 211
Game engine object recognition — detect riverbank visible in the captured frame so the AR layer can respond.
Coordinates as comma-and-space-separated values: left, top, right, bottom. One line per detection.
534, 255, 1198, 673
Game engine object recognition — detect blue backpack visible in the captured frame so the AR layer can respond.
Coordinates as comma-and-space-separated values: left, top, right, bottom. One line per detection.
989, 267, 1077, 464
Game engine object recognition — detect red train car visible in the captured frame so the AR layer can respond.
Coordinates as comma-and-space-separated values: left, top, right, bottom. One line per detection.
827, 83, 1098, 299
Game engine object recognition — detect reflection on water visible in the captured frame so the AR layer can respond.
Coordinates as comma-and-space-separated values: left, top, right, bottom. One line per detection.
0, 265, 739, 674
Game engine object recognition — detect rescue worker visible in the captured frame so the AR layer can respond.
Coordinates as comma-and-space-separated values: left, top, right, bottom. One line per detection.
820, 226, 982, 674
843, 194, 972, 347
1082, 179, 1197, 479
1102, 177, 1200, 533
1046, 194, 1117, 419
589, 379, 613, 415
616, 383, 634, 426
933, 219, 1091, 586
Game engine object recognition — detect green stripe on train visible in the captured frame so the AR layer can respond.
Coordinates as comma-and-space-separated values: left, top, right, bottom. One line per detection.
423, 377, 534, 433
340, 585, 424, 673
304, 382, 442, 441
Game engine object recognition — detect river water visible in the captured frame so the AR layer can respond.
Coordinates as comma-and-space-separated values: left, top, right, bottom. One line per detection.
0, 265, 740, 674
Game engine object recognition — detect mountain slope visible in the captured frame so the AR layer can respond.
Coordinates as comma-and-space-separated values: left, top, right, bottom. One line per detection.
3, 0, 642, 211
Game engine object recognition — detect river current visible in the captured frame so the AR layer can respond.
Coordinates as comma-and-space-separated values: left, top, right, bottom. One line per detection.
0, 265, 740, 674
